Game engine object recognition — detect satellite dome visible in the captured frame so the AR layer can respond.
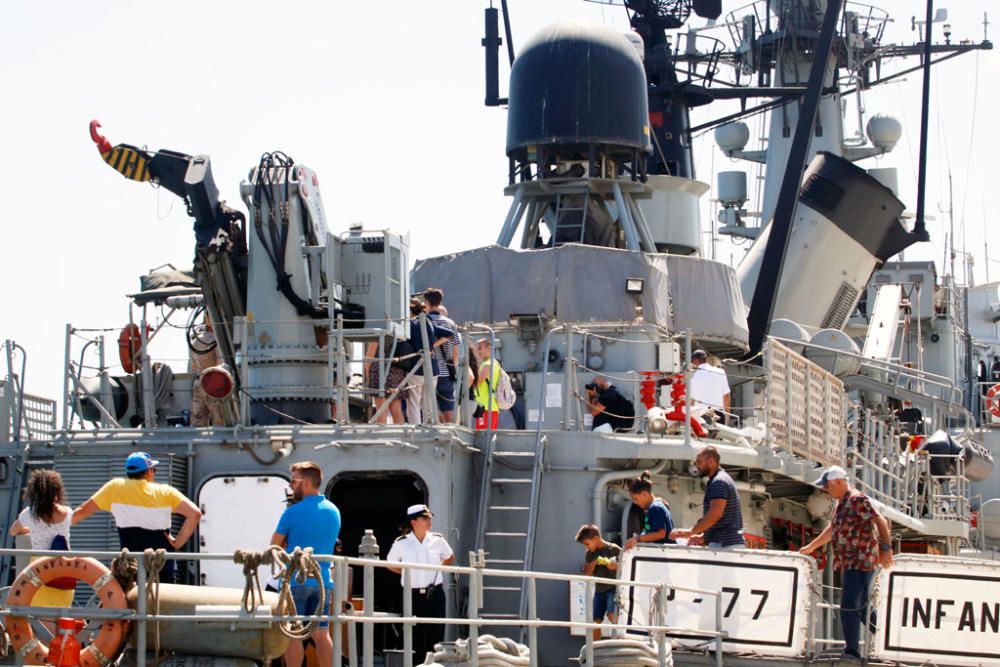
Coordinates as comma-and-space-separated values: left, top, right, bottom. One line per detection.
715, 122, 750, 154
505, 20, 651, 160
866, 114, 902, 152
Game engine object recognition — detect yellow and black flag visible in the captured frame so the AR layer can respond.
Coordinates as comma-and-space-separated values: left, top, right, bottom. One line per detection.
90, 120, 151, 182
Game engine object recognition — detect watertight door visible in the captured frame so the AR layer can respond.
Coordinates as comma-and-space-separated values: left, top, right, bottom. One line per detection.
198, 475, 287, 587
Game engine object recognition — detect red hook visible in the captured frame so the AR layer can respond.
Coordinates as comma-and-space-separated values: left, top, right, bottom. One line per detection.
90, 119, 112, 153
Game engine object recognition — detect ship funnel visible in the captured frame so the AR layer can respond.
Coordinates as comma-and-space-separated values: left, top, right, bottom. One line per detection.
737, 152, 915, 332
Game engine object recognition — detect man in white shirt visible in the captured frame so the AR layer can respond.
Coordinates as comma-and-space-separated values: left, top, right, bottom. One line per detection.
687, 349, 731, 424
386, 504, 455, 663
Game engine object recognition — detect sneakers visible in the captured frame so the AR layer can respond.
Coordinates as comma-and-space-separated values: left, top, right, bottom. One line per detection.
839, 651, 862, 663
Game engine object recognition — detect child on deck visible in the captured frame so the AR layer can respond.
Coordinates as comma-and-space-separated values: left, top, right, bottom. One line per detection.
575, 524, 622, 642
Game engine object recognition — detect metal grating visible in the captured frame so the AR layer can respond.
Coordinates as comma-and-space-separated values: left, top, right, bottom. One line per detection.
54, 452, 190, 591
820, 282, 860, 330
0, 380, 56, 443
764, 340, 845, 467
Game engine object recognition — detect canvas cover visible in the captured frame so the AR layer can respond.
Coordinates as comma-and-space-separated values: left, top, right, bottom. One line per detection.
412, 244, 748, 349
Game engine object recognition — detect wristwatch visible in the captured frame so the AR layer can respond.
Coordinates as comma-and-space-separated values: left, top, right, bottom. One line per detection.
879, 543, 892, 552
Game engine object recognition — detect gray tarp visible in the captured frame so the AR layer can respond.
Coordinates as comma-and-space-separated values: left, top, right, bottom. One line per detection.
412, 244, 749, 349
665, 254, 749, 349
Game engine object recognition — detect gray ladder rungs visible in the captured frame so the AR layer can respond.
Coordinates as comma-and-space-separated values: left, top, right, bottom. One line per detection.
485, 531, 528, 538
488, 505, 530, 511
492, 451, 536, 457
483, 586, 522, 592
491, 478, 532, 484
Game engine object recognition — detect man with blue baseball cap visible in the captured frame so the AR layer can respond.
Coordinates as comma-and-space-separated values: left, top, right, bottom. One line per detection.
74, 452, 202, 582
801, 465, 893, 662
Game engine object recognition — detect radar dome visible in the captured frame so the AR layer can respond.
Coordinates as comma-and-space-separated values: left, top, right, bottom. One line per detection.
714, 122, 750, 154
506, 20, 651, 160
866, 114, 902, 152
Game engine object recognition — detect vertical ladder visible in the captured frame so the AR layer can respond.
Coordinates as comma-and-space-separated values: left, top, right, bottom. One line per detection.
550, 194, 588, 246
473, 431, 547, 627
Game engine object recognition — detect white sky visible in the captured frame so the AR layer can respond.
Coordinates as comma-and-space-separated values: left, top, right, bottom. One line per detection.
1, 0, 997, 407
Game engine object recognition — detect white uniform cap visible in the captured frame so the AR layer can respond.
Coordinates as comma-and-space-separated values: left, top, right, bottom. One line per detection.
407, 503, 433, 519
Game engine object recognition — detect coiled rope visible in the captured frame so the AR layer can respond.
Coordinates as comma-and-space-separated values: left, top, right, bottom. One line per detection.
237, 546, 327, 640
425, 634, 529, 667
578, 638, 671, 667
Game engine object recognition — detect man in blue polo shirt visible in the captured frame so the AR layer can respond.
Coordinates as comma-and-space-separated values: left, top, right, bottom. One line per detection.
671, 446, 744, 548
272, 461, 341, 667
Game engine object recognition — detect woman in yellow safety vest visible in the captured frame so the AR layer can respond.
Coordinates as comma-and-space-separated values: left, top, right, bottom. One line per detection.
473, 338, 503, 430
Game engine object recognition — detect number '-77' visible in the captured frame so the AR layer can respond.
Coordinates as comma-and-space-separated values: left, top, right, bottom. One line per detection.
720, 588, 769, 619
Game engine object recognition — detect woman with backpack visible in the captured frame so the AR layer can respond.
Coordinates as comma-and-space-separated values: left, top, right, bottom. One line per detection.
472, 338, 515, 430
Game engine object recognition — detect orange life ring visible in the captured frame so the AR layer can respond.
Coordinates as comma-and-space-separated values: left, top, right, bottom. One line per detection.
6, 557, 129, 667
118, 324, 150, 374
987, 383, 1000, 419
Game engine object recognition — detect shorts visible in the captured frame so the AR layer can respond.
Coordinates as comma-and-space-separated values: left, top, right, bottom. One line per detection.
435, 376, 455, 412
593, 588, 616, 621
291, 585, 331, 628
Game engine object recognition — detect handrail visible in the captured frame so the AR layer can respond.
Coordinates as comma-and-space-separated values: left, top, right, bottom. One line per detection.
0, 548, 726, 667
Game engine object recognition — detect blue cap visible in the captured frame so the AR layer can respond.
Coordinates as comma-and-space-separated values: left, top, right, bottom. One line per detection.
125, 452, 159, 474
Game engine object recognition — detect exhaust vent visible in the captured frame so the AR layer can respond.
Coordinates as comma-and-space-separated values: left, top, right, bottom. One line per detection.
799, 173, 844, 211
821, 282, 860, 329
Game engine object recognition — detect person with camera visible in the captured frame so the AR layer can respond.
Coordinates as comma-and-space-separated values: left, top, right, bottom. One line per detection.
585, 376, 635, 432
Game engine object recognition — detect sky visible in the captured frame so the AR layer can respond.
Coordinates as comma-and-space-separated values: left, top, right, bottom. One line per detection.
0, 0, 996, 409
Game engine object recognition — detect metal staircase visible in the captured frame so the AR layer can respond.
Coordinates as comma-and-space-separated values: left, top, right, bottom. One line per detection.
473, 431, 547, 627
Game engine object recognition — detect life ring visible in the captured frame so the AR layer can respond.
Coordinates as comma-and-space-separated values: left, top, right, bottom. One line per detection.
118, 324, 150, 374
6, 557, 129, 667
987, 383, 1000, 419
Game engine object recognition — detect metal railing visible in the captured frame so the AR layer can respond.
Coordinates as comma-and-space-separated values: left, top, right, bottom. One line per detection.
849, 405, 971, 523
0, 548, 726, 667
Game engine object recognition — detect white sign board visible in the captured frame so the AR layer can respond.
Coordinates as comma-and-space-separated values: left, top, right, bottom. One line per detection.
872, 555, 1000, 666
619, 545, 815, 658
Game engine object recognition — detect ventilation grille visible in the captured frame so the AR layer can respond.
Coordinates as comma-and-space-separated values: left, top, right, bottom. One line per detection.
821, 282, 860, 329
800, 173, 844, 210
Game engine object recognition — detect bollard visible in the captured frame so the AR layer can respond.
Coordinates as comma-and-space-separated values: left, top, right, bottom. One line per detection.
359, 530, 380, 667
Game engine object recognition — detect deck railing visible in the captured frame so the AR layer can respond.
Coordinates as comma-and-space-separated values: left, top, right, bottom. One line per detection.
0, 548, 725, 667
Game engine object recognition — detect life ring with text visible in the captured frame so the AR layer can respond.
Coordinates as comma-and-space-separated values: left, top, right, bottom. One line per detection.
987, 383, 1000, 419
6, 557, 128, 667
118, 323, 150, 374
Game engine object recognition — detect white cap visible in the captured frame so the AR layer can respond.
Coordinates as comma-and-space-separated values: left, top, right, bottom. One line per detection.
407, 503, 433, 519
815, 465, 848, 487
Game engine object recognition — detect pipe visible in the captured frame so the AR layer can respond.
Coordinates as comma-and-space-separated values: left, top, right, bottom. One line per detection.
591, 459, 669, 528
913, 0, 934, 241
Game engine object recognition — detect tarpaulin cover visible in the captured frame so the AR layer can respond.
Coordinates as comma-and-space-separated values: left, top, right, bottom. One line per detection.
130, 268, 200, 306
412, 244, 749, 349
665, 254, 749, 348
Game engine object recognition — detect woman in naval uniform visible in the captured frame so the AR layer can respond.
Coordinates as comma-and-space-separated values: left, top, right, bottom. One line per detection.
386, 504, 455, 663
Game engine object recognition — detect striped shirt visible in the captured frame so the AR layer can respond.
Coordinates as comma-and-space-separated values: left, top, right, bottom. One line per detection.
427, 312, 459, 378
702, 468, 744, 547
